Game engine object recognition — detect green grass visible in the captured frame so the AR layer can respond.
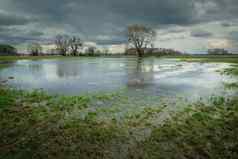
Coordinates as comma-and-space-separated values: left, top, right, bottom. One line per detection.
0, 55, 71, 62
0, 88, 168, 158
0, 87, 238, 158
178, 56, 238, 91
181, 58, 238, 64
222, 66, 238, 76
224, 82, 238, 90
176, 55, 238, 64
0, 89, 129, 159
138, 97, 238, 159
0, 64, 10, 69
220, 65, 238, 90
222, 65, 238, 90
0, 55, 131, 62
1, 54, 238, 62
0, 89, 16, 109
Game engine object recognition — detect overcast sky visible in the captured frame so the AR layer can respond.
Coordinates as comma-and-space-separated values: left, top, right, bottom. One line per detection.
0, 0, 238, 53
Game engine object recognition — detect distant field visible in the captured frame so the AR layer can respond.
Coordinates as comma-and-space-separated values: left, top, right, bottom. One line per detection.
165, 54, 238, 58
0, 55, 66, 62
176, 55, 238, 63
156, 54, 238, 64
0, 55, 133, 62
0, 54, 238, 61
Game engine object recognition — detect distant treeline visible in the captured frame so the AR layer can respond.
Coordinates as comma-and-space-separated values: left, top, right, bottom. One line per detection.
0, 43, 236, 57
0, 44, 17, 56
125, 48, 183, 56
208, 48, 232, 55
0, 24, 236, 57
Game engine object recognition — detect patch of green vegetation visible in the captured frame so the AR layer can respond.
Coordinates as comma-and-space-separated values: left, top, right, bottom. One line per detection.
178, 57, 238, 93
222, 66, 238, 76
1, 87, 238, 158
1, 54, 238, 63
0, 63, 11, 69
0, 88, 129, 159
0, 55, 129, 62
138, 97, 238, 159
224, 82, 238, 89
177, 55, 238, 64
123, 106, 166, 127
0, 89, 16, 110
0, 55, 68, 62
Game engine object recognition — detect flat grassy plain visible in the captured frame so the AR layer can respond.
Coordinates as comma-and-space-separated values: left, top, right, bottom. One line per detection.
0, 55, 74, 62
168, 54, 238, 64
179, 57, 238, 63
0, 55, 238, 158
1, 54, 238, 62
0, 55, 128, 62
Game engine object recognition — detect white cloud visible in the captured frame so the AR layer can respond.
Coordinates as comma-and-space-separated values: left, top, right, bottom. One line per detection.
152, 20, 238, 53
208, 39, 233, 49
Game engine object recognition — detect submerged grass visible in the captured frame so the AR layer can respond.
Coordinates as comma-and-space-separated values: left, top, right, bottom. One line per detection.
225, 82, 238, 89
0, 63, 11, 69
139, 97, 238, 159
180, 56, 238, 91
221, 64, 238, 90
175, 54, 238, 64
0, 88, 129, 159
222, 66, 238, 76
0, 87, 238, 158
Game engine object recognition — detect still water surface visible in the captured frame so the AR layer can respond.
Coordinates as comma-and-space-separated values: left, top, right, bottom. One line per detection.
0, 57, 233, 100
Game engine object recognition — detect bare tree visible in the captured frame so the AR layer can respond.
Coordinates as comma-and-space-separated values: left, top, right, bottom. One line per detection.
87, 46, 96, 56
96, 49, 101, 55
127, 24, 156, 57
69, 36, 83, 56
102, 47, 109, 55
28, 43, 42, 56
55, 35, 69, 56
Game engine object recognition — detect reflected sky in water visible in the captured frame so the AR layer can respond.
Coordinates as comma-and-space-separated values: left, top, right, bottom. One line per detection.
0, 57, 234, 99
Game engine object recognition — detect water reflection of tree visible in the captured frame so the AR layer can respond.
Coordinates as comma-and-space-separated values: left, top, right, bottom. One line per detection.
28, 64, 43, 74
126, 58, 154, 88
56, 62, 81, 78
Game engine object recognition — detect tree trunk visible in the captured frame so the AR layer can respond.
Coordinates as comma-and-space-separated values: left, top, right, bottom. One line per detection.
61, 49, 67, 56
137, 48, 144, 57
72, 51, 77, 56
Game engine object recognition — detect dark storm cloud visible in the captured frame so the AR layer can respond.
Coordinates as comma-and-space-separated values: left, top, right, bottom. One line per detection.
96, 38, 127, 45
220, 20, 238, 27
221, 22, 233, 27
229, 31, 238, 41
27, 31, 44, 37
108, 0, 197, 25
227, 31, 238, 48
5, 0, 196, 25
0, 0, 238, 45
0, 12, 32, 26
191, 30, 213, 38
0, 26, 45, 44
197, 0, 238, 21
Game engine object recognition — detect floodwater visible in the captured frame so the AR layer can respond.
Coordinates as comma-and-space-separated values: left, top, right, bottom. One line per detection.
0, 57, 234, 100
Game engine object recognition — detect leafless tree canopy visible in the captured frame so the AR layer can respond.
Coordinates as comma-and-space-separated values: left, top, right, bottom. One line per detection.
69, 36, 83, 56
127, 24, 156, 57
28, 43, 42, 56
55, 35, 70, 56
